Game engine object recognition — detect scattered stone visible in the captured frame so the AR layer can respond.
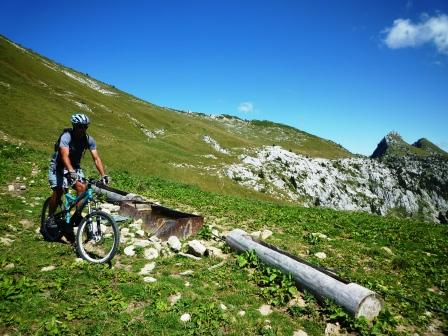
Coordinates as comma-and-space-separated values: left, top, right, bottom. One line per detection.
19, 185, 26, 190
0, 237, 14, 246
180, 313, 191, 322
325, 322, 341, 336
152, 241, 163, 252
19, 219, 33, 229
168, 236, 182, 252
238, 310, 246, 317
144, 248, 159, 260
41, 265, 56, 272
74, 258, 84, 263
250, 231, 261, 239
179, 270, 194, 276
258, 304, 272, 316
7, 185, 14, 192
220, 303, 227, 310
124, 245, 136, 256
101, 203, 120, 212
139, 262, 155, 275
178, 252, 202, 260
4, 263, 15, 270
188, 240, 206, 257
382, 247, 394, 255
314, 252, 327, 259
211, 228, 220, 238
143, 276, 157, 283
168, 293, 182, 306
129, 223, 142, 230
149, 235, 161, 243
206, 246, 226, 259
261, 229, 273, 240
136, 229, 145, 238
288, 297, 306, 307
121, 227, 130, 236
184, 281, 191, 287
134, 239, 151, 247
293, 330, 308, 336
208, 260, 226, 271
312, 232, 328, 239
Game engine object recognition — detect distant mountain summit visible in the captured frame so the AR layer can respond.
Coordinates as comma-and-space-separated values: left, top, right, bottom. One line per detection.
371, 132, 447, 158
412, 138, 447, 156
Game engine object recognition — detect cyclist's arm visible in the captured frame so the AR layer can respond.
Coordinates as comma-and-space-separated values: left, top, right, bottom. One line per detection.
59, 147, 75, 172
90, 149, 106, 177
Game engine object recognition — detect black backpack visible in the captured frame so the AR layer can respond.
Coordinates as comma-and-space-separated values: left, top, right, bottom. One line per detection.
53, 128, 90, 155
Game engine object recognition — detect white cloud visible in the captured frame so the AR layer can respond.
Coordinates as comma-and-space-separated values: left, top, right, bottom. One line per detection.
238, 102, 254, 113
383, 14, 448, 54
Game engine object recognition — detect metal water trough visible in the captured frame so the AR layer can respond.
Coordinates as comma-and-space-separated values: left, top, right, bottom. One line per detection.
93, 184, 204, 240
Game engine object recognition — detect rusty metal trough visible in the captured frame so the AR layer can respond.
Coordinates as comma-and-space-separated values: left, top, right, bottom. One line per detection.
93, 184, 204, 240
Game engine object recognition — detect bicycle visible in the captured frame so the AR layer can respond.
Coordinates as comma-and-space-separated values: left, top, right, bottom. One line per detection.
40, 178, 120, 264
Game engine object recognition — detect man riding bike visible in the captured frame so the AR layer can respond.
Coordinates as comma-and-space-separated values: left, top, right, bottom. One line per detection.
45, 113, 109, 243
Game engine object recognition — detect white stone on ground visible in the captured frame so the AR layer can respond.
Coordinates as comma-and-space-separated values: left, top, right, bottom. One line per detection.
382, 247, 393, 255
74, 258, 84, 263
312, 232, 328, 239
124, 245, 136, 256
134, 239, 151, 247
238, 310, 246, 316
41, 265, 56, 272
261, 229, 273, 240
136, 229, 145, 238
325, 322, 341, 335
143, 276, 157, 283
206, 246, 226, 259
188, 240, 206, 257
220, 303, 227, 310
314, 252, 327, 259
184, 281, 191, 287
168, 236, 182, 252
178, 252, 202, 260
179, 270, 194, 276
4, 263, 15, 270
180, 313, 191, 322
0, 237, 14, 246
168, 293, 182, 306
258, 304, 272, 316
129, 223, 142, 230
8, 185, 14, 192
293, 330, 308, 336
139, 262, 155, 275
144, 248, 159, 260
250, 231, 261, 239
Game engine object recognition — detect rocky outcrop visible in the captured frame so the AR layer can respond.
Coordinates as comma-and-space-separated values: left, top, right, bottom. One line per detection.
225, 143, 448, 223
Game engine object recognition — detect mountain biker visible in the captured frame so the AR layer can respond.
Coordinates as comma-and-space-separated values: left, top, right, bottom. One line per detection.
46, 113, 109, 243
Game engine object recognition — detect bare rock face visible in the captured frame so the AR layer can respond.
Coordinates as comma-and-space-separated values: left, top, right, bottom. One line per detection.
225, 144, 448, 223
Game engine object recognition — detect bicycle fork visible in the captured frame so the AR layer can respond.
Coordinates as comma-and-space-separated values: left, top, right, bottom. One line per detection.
87, 203, 102, 242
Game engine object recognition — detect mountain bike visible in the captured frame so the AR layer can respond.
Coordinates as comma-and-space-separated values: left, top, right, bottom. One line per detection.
40, 178, 120, 263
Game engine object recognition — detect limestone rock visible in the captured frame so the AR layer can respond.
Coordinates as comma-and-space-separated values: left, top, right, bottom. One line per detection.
41, 265, 56, 272
188, 240, 206, 257
124, 245, 136, 256
139, 262, 155, 275
168, 236, 182, 252
180, 313, 191, 322
143, 276, 157, 283
314, 252, 327, 259
258, 304, 272, 316
261, 229, 273, 240
144, 248, 159, 260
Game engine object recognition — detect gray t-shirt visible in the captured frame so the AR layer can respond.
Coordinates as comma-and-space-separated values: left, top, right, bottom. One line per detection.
52, 131, 96, 170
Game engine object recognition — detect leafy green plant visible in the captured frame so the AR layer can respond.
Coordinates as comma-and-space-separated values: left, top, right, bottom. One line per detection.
197, 225, 212, 240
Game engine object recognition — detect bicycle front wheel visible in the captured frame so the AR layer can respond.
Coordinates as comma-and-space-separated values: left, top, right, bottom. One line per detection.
76, 211, 120, 263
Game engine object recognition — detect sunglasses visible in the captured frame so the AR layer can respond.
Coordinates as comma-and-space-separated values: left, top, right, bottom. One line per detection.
75, 125, 88, 130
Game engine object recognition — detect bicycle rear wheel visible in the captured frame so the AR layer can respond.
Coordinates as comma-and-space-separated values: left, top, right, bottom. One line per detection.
76, 211, 120, 263
40, 197, 64, 242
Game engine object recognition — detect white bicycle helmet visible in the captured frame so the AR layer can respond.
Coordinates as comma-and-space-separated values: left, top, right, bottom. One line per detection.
71, 113, 90, 126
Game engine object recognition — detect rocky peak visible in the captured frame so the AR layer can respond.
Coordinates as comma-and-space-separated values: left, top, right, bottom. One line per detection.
412, 138, 447, 156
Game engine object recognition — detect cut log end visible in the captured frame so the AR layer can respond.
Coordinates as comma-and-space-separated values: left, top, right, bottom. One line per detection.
356, 294, 383, 320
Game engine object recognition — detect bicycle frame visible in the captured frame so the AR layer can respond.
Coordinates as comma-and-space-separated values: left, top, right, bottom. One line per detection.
63, 185, 94, 224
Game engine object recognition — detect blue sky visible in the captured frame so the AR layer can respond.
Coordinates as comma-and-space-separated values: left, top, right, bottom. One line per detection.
1, 0, 447, 155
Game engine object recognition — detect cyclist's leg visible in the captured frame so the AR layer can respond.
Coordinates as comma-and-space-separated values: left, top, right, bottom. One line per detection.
48, 163, 65, 216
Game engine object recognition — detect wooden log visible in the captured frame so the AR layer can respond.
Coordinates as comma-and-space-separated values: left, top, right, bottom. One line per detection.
226, 229, 382, 320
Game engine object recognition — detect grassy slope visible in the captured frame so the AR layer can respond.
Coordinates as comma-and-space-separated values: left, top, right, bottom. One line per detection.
1, 141, 447, 335
0, 35, 351, 205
